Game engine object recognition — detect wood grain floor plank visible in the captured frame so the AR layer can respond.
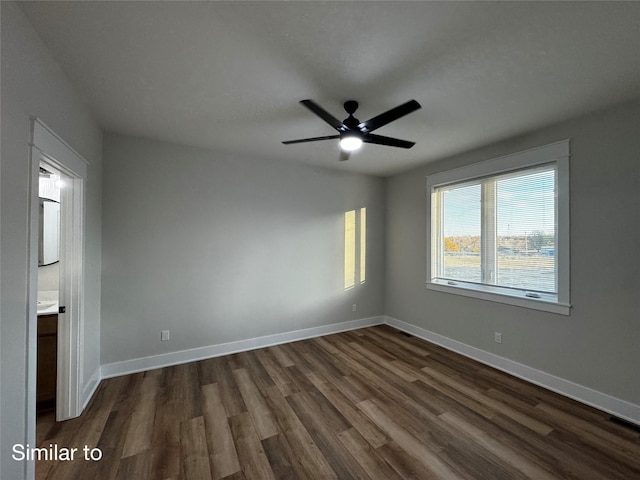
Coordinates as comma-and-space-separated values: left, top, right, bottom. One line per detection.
337, 428, 401, 480
336, 343, 448, 420
263, 385, 338, 480
485, 387, 560, 434
295, 340, 348, 380
212, 357, 247, 417
311, 336, 341, 355
490, 413, 608, 480
115, 450, 152, 480
350, 342, 419, 382
276, 342, 316, 375
410, 367, 492, 418
201, 383, 241, 479
358, 399, 464, 480
360, 331, 432, 369
287, 391, 371, 480
338, 372, 383, 404
307, 370, 388, 448
121, 375, 159, 458
220, 472, 246, 480
228, 412, 276, 480
149, 378, 182, 479
198, 357, 219, 386
536, 401, 640, 463
349, 338, 398, 363
226, 352, 245, 371
437, 440, 529, 480
255, 348, 299, 397
419, 364, 554, 434
171, 362, 203, 421
180, 416, 212, 480
546, 428, 640, 480
282, 364, 317, 398
261, 434, 299, 480
364, 327, 433, 358
235, 350, 276, 393
446, 405, 583, 480
439, 411, 558, 480
90, 410, 133, 480
366, 392, 452, 454
290, 384, 351, 436
376, 440, 434, 480
269, 344, 295, 368
232, 368, 279, 440
422, 350, 482, 381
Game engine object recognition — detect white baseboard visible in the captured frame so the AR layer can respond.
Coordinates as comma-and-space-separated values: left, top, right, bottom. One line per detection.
384, 315, 640, 427
100, 316, 384, 379
81, 366, 101, 411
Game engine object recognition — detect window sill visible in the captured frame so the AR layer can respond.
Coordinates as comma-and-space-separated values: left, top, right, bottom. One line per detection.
426, 279, 571, 315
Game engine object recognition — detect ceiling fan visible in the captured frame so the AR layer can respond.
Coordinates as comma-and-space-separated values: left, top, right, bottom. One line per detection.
282, 99, 421, 161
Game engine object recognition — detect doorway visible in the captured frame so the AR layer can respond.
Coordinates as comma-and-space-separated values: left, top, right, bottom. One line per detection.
28, 118, 88, 459
36, 164, 65, 415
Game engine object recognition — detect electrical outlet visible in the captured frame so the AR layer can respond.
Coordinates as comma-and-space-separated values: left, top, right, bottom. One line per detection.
494, 332, 502, 344
161, 330, 170, 341
352, 304, 357, 312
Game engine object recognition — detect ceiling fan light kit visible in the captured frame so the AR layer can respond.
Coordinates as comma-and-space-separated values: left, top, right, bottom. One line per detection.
283, 99, 421, 159
339, 135, 363, 151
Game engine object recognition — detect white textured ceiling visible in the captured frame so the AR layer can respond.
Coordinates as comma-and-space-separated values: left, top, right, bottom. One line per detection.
18, 1, 640, 176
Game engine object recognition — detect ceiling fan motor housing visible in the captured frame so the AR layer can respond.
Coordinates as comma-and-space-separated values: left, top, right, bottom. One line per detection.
343, 100, 359, 115
341, 101, 362, 134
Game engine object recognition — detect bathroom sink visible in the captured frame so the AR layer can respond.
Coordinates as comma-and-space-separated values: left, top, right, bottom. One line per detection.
37, 301, 57, 312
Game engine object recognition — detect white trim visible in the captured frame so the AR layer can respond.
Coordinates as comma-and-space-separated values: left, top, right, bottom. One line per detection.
26, 141, 41, 480
556, 152, 571, 306
426, 139, 571, 314
426, 281, 571, 315
101, 316, 384, 379
29, 118, 88, 424
31, 118, 89, 176
81, 367, 101, 411
426, 139, 570, 188
384, 316, 640, 427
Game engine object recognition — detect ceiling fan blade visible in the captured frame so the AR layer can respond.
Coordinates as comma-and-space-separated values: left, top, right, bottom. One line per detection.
282, 135, 339, 145
357, 100, 421, 133
300, 100, 345, 131
363, 133, 415, 149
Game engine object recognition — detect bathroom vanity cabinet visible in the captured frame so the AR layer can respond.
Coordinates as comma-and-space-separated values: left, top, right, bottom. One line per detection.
37, 314, 58, 409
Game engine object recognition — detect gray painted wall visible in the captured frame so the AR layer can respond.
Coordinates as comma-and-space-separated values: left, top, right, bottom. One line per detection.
385, 99, 640, 405
1, 4, 638, 479
101, 134, 385, 365
1, 3, 103, 479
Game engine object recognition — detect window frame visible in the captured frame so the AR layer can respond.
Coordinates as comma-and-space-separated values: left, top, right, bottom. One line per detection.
426, 140, 571, 315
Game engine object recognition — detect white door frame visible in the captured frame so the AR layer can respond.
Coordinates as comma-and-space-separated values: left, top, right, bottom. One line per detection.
28, 118, 87, 425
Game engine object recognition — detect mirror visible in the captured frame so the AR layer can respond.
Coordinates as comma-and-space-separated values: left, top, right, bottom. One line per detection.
39, 198, 60, 266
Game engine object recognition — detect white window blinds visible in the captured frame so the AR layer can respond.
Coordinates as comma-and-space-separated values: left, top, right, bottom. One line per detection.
433, 164, 557, 295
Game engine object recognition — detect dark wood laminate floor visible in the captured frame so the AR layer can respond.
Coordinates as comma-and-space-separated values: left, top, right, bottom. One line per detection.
36, 325, 640, 479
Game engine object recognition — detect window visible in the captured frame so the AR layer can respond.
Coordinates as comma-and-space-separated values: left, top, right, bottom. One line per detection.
427, 140, 570, 315
344, 208, 367, 289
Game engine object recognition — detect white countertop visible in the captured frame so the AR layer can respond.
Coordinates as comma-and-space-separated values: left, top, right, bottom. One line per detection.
37, 290, 59, 316
37, 301, 59, 316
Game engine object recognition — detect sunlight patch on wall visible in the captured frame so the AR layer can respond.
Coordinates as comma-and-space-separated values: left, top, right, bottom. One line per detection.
344, 210, 356, 289
360, 207, 367, 284
344, 207, 367, 290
